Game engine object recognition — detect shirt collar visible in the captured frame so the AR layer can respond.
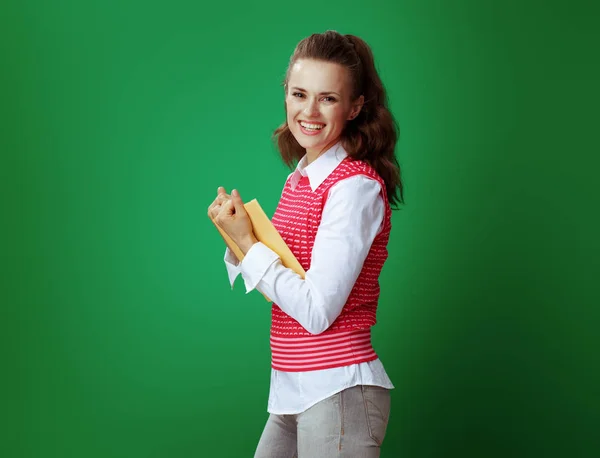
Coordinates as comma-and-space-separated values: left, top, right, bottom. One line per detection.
289, 142, 348, 191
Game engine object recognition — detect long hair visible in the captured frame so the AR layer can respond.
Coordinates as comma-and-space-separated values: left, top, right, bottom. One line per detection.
273, 30, 404, 208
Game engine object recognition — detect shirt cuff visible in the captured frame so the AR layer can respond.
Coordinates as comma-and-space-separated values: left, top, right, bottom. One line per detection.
240, 242, 280, 293
223, 248, 241, 289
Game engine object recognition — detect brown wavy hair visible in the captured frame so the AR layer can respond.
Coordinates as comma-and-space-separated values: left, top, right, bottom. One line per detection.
273, 30, 404, 208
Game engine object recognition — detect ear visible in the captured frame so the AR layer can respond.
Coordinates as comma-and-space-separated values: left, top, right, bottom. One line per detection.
348, 95, 364, 120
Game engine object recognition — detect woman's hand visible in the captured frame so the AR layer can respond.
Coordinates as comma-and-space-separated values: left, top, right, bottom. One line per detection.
208, 187, 231, 216
207, 187, 257, 255
208, 187, 238, 259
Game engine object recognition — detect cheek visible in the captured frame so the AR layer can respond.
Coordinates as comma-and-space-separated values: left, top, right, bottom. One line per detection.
286, 100, 303, 124
285, 98, 295, 116
327, 106, 349, 127
286, 108, 295, 125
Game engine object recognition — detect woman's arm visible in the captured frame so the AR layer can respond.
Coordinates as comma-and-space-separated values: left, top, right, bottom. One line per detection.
221, 173, 295, 288
237, 175, 384, 334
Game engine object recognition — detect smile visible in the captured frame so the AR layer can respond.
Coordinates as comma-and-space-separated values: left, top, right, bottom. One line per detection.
299, 121, 325, 134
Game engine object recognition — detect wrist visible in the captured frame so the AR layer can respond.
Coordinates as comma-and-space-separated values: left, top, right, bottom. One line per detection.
237, 234, 258, 255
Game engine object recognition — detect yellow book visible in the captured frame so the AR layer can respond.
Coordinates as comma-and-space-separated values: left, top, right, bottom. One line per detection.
211, 199, 306, 301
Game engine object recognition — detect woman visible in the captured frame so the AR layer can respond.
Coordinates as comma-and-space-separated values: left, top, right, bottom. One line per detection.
208, 30, 403, 457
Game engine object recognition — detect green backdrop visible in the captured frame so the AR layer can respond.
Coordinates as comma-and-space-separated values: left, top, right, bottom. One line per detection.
2, 1, 598, 457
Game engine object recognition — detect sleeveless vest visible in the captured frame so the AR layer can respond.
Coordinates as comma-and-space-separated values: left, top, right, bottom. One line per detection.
269, 158, 392, 372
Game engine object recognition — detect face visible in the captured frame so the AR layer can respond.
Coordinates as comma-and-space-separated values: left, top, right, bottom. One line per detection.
285, 59, 363, 161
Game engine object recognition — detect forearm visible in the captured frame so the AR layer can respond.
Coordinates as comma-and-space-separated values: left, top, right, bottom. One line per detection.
256, 261, 339, 335
237, 175, 385, 335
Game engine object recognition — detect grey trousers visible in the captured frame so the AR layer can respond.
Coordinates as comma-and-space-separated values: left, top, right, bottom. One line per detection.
254, 385, 391, 458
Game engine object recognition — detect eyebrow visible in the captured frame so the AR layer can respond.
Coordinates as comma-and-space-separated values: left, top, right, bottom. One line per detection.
290, 87, 341, 97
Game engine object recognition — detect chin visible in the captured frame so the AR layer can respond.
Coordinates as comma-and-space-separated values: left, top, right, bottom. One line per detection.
297, 138, 326, 153
290, 128, 326, 150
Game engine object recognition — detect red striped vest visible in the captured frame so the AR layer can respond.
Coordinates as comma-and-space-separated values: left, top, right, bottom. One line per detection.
270, 158, 392, 372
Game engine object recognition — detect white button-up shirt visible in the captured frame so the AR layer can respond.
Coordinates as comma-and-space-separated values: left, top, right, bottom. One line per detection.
224, 143, 394, 415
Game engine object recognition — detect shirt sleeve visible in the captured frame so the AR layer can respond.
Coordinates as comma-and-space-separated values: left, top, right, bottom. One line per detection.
238, 174, 385, 335
223, 248, 242, 289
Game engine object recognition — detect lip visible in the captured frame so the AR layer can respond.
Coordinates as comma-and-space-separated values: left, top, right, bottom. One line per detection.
298, 120, 326, 136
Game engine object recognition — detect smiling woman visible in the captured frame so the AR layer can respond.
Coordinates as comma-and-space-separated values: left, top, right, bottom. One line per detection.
207, 30, 403, 457
274, 31, 403, 205
285, 59, 363, 156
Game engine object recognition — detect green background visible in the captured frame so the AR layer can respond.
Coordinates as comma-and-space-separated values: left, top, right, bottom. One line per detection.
2, 1, 599, 457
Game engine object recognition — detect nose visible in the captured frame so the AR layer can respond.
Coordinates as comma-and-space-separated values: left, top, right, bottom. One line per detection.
303, 97, 320, 118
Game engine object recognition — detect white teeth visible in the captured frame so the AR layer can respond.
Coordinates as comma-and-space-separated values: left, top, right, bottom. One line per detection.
300, 121, 324, 130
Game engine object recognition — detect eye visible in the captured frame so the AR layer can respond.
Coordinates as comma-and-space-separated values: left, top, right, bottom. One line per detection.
323, 96, 337, 103
291, 92, 304, 98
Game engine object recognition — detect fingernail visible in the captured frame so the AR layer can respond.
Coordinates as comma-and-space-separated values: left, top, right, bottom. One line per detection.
232, 189, 238, 196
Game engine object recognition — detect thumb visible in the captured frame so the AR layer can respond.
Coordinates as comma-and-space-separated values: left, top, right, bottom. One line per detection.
231, 189, 245, 212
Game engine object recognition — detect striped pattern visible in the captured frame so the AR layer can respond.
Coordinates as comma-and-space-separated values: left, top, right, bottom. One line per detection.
271, 329, 378, 372
269, 158, 392, 372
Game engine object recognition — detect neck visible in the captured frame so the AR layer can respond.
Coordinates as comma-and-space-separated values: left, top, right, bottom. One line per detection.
306, 139, 339, 165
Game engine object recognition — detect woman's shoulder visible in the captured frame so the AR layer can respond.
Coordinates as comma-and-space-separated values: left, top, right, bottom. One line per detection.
329, 158, 383, 183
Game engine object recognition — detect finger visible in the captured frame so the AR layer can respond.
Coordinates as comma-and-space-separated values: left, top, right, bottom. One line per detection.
208, 196, 221, 214
221, 199, 235, 216
231, 189, 245, 213
209, 204, 221, 219
209, 192, 223, 208
215, 201, 234, 226
216, 193, 231, 205
207, 202, 216, 218
218, 186, 227, 196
